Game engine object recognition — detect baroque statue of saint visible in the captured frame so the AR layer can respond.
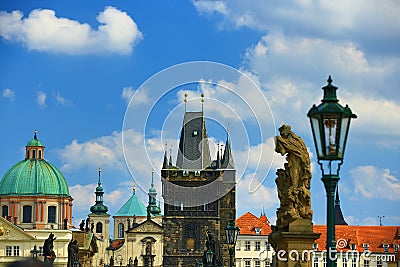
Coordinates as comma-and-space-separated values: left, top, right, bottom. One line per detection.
275, 124, 313, 228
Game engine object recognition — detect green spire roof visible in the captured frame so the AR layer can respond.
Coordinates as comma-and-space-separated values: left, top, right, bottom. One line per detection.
0, 159, 70, 196
115, 188, 147, 216
26, 130, 44, 147
90, 167, 109, 215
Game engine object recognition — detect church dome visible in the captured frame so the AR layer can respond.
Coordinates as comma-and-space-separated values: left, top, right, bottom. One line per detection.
0, 132, 70, 197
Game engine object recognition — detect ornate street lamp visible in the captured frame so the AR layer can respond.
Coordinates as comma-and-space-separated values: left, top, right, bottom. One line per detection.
307, 76, 356, 267
30, 244, 40, 259
206, 248, 214, 267
225, 216, 240, 267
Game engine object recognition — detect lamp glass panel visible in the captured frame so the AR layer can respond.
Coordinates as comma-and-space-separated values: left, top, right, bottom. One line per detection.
338, 117, 349, 158
311, 117, 323, 158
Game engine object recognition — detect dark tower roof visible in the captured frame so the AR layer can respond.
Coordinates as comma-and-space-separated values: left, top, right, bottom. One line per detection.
335, 184, 348, 225
221, 131, 235, 169
176, 111, 211, 170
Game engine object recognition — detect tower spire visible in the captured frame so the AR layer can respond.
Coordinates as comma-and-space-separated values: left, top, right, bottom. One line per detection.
148, 168, 161, 216
222, 126, 235, 169
334, 184, 347, 225
90, 167, 108, 215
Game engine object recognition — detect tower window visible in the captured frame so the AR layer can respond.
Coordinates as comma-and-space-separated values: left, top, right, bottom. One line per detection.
118, 223, 124, 238
2, 205, 8, 217
48, 206, 56, 223
23, 205, 32, 223
32, 150, 36, 159
96, 222, 103, 233
39, 150, 42, 159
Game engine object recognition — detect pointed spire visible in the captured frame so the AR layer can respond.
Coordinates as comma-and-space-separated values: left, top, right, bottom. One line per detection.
222, 127, 235, 169
151, 167, 155, 187
169, 145, 173, 166
90, 167, 108, 215
98, 166, 102, 185
216, 144, 220, 169
335, 183, 340, 205
334, 184, 348, 225
201, 93, 204, 112
184, 93, 188, 112
163, 150, 168, 169
34, 129, 37, 140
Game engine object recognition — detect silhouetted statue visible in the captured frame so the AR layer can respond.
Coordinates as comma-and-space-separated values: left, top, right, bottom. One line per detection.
63, 218, 68, 230
127, 257, 133, 267
85, 217, 90, 232
275, 124, 313, 228
110, 256, 114, 267
67, 239, 79, 267
90, 222, 94, 232
134, 257, 138, 267
203, 231, 223, 267
43, 233, 56, 265
79, 220, 85, 231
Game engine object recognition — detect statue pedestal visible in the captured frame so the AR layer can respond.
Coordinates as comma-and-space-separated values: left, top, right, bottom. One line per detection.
269, 219, 320, 267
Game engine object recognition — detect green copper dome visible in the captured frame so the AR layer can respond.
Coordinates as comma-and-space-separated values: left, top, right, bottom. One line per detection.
0, 159, 70, 196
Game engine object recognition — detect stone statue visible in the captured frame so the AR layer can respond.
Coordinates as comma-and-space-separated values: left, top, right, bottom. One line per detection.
203, 231, 223, 267
79, 220, 85, 231
85, 217, 90, 232
134, 256, 138, 267
275, 124, 313, 228
90, 222, 94, 232
110, 255, 114, 267
63, 218, 68, 230
67, 239, 79, 267
43, 233, 57, 265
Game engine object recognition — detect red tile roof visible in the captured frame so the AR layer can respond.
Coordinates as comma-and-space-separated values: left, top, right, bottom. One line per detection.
236, 212, 272, 236
312, 225, 400, 253
236, 212, 400, 256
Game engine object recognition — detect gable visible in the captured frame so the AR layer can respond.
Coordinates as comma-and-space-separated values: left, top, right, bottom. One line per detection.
0, 217, 35, 241
128, 220, 162, 234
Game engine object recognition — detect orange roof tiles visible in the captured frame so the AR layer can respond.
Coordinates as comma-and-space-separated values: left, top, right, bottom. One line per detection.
236, 212, 399, 255
312, 225, 399, 253
236, 212, 272, 236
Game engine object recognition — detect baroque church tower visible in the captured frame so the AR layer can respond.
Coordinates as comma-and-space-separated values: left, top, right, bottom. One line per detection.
162, 94, 236, 267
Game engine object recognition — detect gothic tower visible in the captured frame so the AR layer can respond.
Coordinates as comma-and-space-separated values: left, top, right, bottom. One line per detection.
162, 95, 236, 267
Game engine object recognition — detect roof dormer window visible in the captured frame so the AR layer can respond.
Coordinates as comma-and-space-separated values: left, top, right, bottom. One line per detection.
255, 228, 261, 235
362, 244, 369, 251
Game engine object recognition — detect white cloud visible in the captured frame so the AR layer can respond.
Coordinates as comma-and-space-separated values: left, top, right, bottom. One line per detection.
350, 165, 400, 200
55, 92, 72, 106
0, 6, 142, 55
121, 86, 149, 106
36, 91, 47, 107
236, 174, 279, 215
69, 183, 96, 212
2, 88, 15, 101
192, 0, 400, 51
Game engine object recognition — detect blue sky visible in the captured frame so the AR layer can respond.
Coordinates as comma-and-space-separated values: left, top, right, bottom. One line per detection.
0, 1, 399, 231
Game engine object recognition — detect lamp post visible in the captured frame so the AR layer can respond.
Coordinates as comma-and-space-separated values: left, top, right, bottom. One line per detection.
307, 76, 356, 267
30, 244, 40, 259
225, 216, 240, 267
206, 248, 214, 267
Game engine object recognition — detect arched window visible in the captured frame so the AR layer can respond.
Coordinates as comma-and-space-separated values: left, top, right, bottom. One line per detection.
48, 206, 56, 223
38, 150, 42, 159
96, 222, 103, 233
23, 205, 32, 223
32, 150, 36, 159
118, 223, 124, 238
2, 205, 9, 217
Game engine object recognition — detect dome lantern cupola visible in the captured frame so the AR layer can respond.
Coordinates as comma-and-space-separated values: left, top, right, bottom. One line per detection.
25, 130, 45, 160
